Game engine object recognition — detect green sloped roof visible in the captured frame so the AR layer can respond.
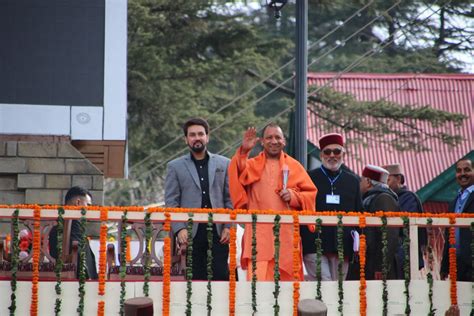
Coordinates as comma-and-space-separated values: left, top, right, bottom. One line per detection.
416, 150, 474, 203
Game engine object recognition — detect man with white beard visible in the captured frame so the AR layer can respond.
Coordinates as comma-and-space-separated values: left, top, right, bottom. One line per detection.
300, 133, 363, 281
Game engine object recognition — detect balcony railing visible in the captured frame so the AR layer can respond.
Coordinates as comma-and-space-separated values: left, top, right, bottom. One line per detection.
0, 206, 472, 315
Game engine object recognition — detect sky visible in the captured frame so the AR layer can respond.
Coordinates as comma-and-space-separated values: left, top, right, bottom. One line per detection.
218, 1, 473, 73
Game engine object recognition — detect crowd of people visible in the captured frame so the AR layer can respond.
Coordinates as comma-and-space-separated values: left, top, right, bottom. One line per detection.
165, 117, 473, 283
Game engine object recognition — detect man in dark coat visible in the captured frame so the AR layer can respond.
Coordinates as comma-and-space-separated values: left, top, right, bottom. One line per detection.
441, 158, 473, 282
383, 163, 425, 276
49, 186, 98, 279
360, 165, 400, 280
301, 133, 363, 281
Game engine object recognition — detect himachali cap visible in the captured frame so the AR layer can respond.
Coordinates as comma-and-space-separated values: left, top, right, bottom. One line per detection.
362, 164, 390, 184
382, 163, 404, 175
319, 133, 344, 150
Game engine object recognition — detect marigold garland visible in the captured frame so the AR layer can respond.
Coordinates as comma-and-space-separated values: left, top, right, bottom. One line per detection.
125, 235, 132, 262
97, 208, 108, 316
143, 211, 152, 297
448, 216, 457, 306
30, 206, 41, 316
77, 208, 88, 315
97, 301, 105, 316
315, 218, 323, 301
185, 213, 194, 316
359, 215, 367, 316
8, 209, 20, 316
251, 213, 258, 314
54, 207, 65, 316
229, 210, 237, 316
292, 213, 300, 316
337, 214, 344, 314
273, 214, 281, 315
162, 212, 171, 316
401, 216, 411, 315
3, 204, 474, 219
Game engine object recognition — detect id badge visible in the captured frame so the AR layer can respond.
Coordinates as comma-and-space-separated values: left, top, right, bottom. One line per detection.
326, 194, 340, 204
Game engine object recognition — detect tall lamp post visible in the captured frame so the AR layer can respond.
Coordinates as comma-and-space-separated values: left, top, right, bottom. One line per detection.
294, 0, 308, 169
267, 0, 308, 168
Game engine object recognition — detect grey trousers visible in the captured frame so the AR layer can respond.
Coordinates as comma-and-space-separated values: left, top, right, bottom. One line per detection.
303, 253, 349, 281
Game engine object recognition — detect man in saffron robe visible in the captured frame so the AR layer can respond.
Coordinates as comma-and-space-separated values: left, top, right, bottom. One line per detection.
229, 123, 317, 281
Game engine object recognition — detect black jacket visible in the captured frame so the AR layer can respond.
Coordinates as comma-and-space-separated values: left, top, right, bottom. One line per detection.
49, 220, 98, 279
362, 185, 400, 280
301, 166, 363, 257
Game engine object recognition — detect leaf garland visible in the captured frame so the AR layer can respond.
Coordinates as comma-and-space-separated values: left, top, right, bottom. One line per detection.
54, 207, 65, 316
426, 218, 435, 316
8, 209, 20, 316
206, 212, 214, 316
273, 214, 281, 316
143, 211, 151, 297
315, 218, 323, 301
251, 213, 258, 314
402, 216, 411, 315
381, 215, 388, 316
471, 222, 474, 314
185, 213, 194, 316
119, 211, 128, 316
76, 208, 87, 316
337, 214, 344, 314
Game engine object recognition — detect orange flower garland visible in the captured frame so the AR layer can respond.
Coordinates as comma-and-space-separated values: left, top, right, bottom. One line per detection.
126, 235, 132, 262
448, 215, 457, 306
97, 208, 108, 315
5, 233, 10, 255
97, 301, 105, 316
292, 212, 301, 316
229, 210, 237, 316
162, 212, 171, 316
30, 206, 41, 316
359, 215, 367, 316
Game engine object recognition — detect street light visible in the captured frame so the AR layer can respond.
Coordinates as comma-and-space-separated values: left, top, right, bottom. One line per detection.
266, 0, 288, 19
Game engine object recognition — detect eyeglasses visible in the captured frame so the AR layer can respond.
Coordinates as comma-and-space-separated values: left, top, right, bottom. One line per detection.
322, 148, 343, 156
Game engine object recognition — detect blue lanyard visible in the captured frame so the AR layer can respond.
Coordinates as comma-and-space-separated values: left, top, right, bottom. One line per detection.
320, 167, 342, 194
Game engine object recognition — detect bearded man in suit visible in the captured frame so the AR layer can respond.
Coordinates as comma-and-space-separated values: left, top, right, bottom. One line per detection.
164, 117, 232, 280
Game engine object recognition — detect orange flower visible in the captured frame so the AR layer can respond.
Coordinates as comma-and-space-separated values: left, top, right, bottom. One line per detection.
447, 220, 457, 306
30, 206, 41, 316
162, 213, 171, 316
292, 212, 301, 316
97, 301, 105, 316
359, 215, 367, 316
229, 225, 237, 316
98, 208, 108, 297
126, 235, 132, 262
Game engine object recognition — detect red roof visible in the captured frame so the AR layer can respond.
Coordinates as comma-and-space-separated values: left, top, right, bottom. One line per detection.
307, 73, 474, 192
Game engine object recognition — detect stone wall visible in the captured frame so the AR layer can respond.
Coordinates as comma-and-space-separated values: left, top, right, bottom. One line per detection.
0, 141, 104, 205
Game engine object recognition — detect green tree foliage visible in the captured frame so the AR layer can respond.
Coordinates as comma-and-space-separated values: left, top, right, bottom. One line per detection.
106, 0, 470, 204
107, 0, 293, 204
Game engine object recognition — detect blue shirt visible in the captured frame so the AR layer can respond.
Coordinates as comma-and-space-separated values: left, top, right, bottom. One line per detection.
455, 184, 474, 214
454, 184, 474, 250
